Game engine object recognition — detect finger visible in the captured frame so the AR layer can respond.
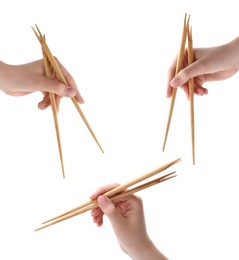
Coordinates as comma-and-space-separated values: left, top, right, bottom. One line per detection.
193, 78, 208, 95
195, 86, 208, 96
91, 207, 104, 227
93, 215, 103, 227
181, 84, 208, 98
91, 207, 103, 218
54, 95, 62, 112
180, 83, 190, 100
38, 93, 62, 111
170, 59, 210, 88
166, 80, 173, 98
54, 57, 84, 104
92, 214, 103, 224
38, 93, 51, 110
166, 58, 177, 98
97, 195, 124, 227
89, 183, 119, 200
36, 76, 76, 98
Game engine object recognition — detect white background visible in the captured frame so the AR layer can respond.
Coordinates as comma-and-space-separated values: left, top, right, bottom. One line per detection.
1, 1, 239, 259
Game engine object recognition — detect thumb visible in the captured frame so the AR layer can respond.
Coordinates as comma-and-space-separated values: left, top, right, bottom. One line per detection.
40, 77, 76, 97
97, 195, 123, 227
170, 60, 204, 88
97, 195, 116, 216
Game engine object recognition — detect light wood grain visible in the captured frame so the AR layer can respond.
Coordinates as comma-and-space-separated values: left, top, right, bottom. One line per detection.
32, 25, 104, 159
42, 35, 65, 178
162, 14, 195, 165
187, 23, 195, 165
162, 13, 189, 152
35, 158, 181, 231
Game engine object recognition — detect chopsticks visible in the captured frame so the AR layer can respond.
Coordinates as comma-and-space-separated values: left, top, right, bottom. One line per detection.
32, 25, 104, 177
162, 13, 195, 164
35, 157, 181, 231
187, 21, 195, 164
42, 36, 65, 177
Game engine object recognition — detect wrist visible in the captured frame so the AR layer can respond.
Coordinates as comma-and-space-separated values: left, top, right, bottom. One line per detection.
127, 238, 167, 260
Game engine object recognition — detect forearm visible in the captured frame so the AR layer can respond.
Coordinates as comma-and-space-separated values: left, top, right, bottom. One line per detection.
0, 61, 11, 92
228, 36, 239, 70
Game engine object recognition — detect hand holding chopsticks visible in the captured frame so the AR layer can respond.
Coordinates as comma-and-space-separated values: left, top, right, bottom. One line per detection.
162, 13, 195, 164
35, 158, 181, 231
32, 25, 104, 177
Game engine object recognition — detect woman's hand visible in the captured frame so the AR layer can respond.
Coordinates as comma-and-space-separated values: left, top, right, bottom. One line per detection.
0, 58, 84, 110
167, 36, 239, 99
90, 184, 167, 260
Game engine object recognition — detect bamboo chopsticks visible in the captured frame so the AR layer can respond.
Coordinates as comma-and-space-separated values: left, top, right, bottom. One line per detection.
35, 157, 181, 231
32, 25, 104, 178
162, 13, 195, 164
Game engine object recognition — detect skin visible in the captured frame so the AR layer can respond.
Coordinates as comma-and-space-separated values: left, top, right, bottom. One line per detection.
0, 58, 84, 110
167, 36, 239, 99
90, 184, 168, 260
90, 36, 239, 260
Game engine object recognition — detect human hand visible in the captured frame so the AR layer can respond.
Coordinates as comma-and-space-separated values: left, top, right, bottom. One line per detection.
167, 36, 239, 99
0, 58, 84, 110
90, 184, 167, 260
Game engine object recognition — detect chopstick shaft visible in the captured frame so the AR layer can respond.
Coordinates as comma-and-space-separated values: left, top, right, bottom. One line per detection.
187, 25, 195, 165
112, 171, 176, 201
35, 171, 176, 231
32, 25, 104, 154
103, 158, 181, 197
162, 13, 189, 151
42, 37, 65, 178
71, 97, 104, 153
42, 158, 181, 224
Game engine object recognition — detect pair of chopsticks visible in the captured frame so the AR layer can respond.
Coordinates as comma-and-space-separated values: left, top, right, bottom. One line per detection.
32, 25, 104, 178
35, 157, 181, 231
162, 13, 195, 164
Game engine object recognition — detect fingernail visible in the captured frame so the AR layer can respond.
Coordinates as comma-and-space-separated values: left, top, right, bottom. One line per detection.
89, 193, 96, 200
79, 96, 84, 104
38, 103, 48, 110
170, 77, 182, 87
197, 89, 203, 95
91, 209, 97, 216
98, 195, 108, 207
66, 87, 76, 97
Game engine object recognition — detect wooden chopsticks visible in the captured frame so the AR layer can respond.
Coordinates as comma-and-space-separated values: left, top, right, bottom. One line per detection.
35, 157, 181, 231
187, 21, 195, 164
42, 36, 65, 177
32, 25, 104, 177
162, 13, 195, 164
